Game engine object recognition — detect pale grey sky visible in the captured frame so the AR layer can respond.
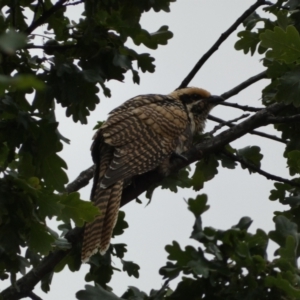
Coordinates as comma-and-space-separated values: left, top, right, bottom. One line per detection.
1, 1, 287, 299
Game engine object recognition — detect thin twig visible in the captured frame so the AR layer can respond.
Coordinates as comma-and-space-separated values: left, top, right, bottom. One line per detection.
209, 115, 287, 144
247, 130, 287, 144
222, 151, 300, 188
209, 114, 250, 135
219, 102, 263, 112
221, 71, 268, 100
28, 292, 43, 300
25, 0, 68, 35
64, 0, 84, 6
178, 0, 270, 89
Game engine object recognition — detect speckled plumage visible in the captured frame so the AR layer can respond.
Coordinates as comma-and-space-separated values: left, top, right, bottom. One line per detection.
81, 87, 217, 262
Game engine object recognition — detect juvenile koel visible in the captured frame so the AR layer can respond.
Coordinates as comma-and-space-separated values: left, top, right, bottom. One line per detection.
81, 87, 221, 262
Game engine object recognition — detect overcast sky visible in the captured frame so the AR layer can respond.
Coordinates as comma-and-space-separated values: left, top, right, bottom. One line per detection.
1, 1, 288, 299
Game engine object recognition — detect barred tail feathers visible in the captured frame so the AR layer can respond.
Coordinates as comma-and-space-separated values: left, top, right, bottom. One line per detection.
99, 180, 123, 254
81, 180, 123, 262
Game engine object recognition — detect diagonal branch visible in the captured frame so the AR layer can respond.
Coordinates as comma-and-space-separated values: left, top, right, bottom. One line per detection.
66, 165, 94, 194
28, 292, 43, 300
219, 102, 263, 112
64, 0, 84, 6
209, 115, 287, 144
177, 0, 270, 89
209, 114, 250, 135
25, 0, 68, 35
221, 70, 267, 100
222, 150, 300, 188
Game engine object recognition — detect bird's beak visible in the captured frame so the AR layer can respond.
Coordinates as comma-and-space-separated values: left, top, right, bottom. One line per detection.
207, 95, 224, 105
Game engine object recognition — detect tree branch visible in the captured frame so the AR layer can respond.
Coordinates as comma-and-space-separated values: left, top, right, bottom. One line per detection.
209, 114, 250, 135
29, 0, 45, 31
25, 0, 68, 35
66, 165, 94, 194
64, 0, 84, 6
221, 71, 268, 100
177, 0, 270, 89
219, 102, 264, 112
222, 150, 300, 188
209, 115, 287, 144
28, 292, 43, 300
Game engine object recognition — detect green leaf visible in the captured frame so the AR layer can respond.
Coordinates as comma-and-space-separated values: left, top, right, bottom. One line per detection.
122, 286, 147, 299
112, 244, 127, 259
160, 168, 192, 193
28, 222, 55, 255
243, 12, 263, 30
186, 252, 210, 278
237, 146, 263, 170
269, 215, 299, 248
76, 284, 122, 300
132, 26, 173, 50
278, 235, 298, 269
286, 0, 300, 10
137, 53, 155, 73
11, 75, 45, 90
85, 253, 114, 286
190, 216, 203, 242
269, 182, 289, 202
187, 194, 209, 217
0, 30, 27, 54
166, 242, 196, 266
0, 74, 45, 95
121, 260, 140, 278
235, 31, 260, 55
36, 194, 64, 219
113, 53, 131, 70
191, 155, 219, 191
40, 153, 68, 192
159, 261, 181, 280
59, 193, 100, 227
277, 10, 290, 30
265, 273, 300, 298
284, 196, 300, 207
260, 25, 300, 63
232, 217, 253, 231
287, 150, 300, 175
220, 155, 237, 169
112, 211, 128, 237
264, 59, 292, 79
276, 67, 300, 107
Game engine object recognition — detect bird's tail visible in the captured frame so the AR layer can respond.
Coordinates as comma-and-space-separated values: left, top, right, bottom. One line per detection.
81, 180, 123, 263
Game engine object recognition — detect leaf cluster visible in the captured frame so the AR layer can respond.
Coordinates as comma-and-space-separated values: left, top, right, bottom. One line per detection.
0, 0, 174, 294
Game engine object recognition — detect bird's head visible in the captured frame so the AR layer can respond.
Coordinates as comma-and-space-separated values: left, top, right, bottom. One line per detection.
169, 87, 223, 132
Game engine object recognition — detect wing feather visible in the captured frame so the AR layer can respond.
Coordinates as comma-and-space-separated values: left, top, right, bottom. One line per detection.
97, 96, 188, 188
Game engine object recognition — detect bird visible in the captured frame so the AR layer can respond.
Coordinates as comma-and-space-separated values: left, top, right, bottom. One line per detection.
81, 87, 222, 262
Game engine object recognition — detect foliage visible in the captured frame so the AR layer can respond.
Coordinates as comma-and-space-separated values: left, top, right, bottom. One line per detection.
0, 0, 173, 296
1, 0, 300, 300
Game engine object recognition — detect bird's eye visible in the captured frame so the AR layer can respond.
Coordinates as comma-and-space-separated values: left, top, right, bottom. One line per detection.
192, 94, 201, 100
